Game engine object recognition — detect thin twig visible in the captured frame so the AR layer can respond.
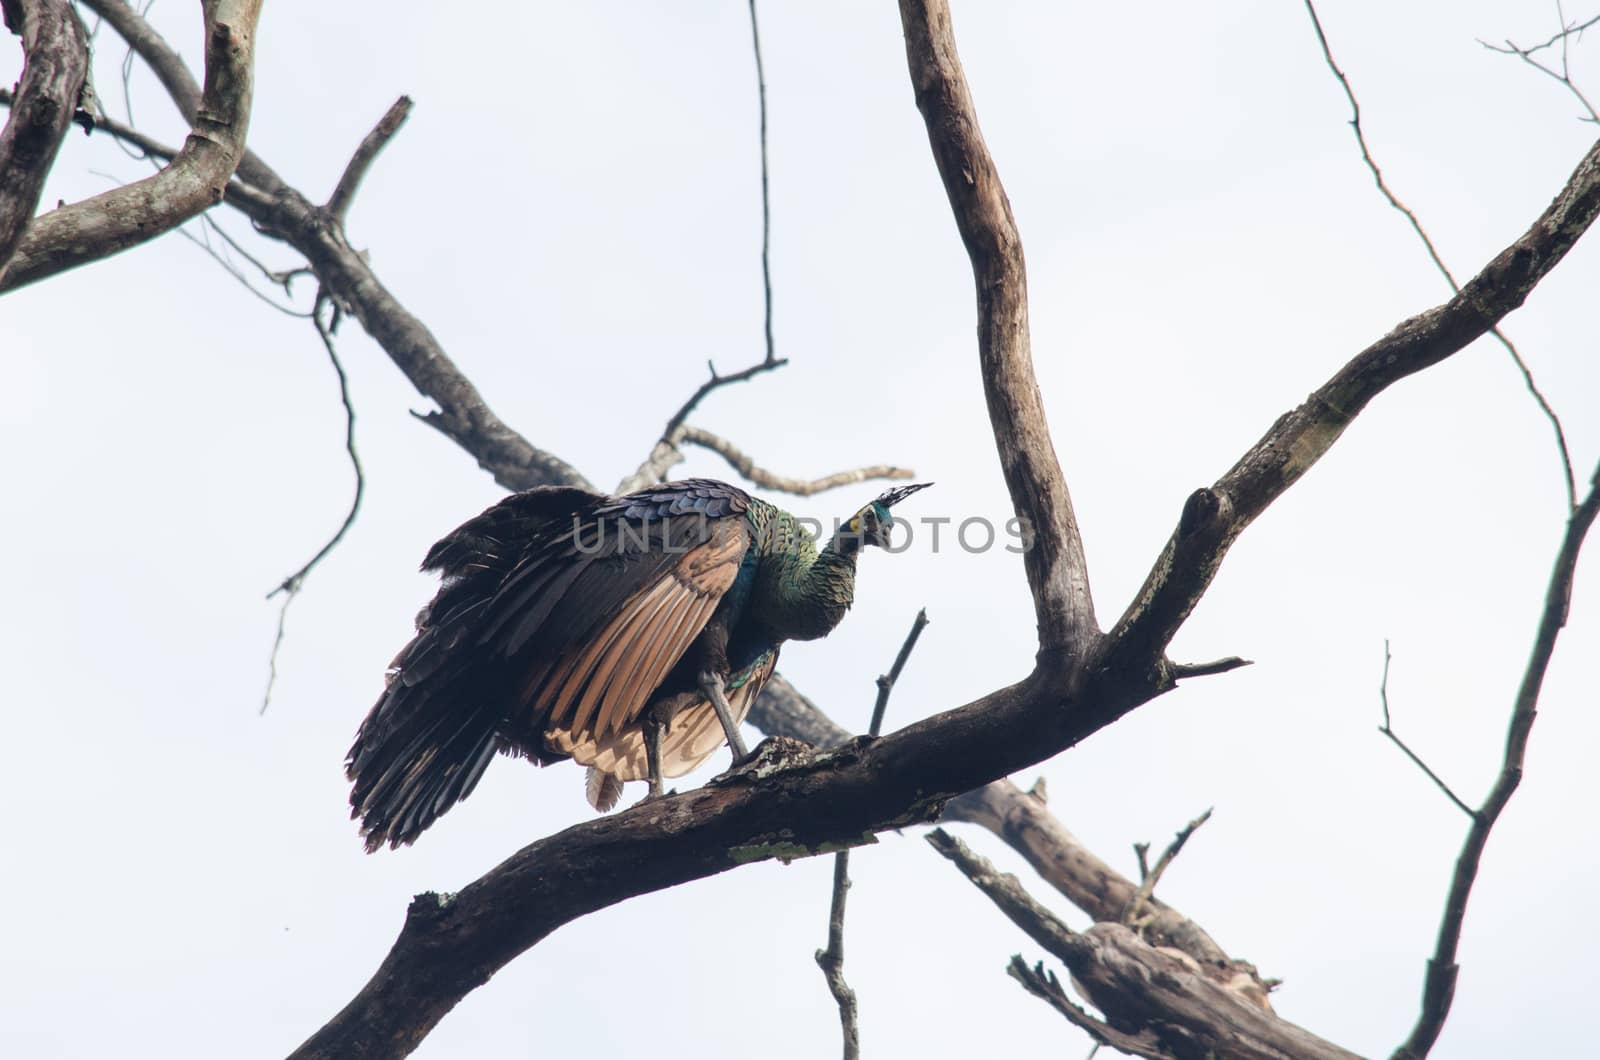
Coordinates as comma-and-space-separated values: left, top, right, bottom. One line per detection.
107, 0, 148, 161
1393, 457, 1600, 1060
1376, 641, 1477, 820
681, 426, 913, 497
1303, 0, 1578, 510
665, 357, 788, 439
1501, 8, 1600, 58
869, 608, 930, 737
327, 96, 413, 222
1482, 8, 1600, 124
615, 356, 789, 493
1123, 809, 1213, 929
815, 609, 930, 1060
747, 0, 775, 364
173, 219, 311, 318
261, 293, 366, 713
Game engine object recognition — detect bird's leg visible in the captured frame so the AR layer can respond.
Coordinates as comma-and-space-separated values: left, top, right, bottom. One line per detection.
642, 711, 665, 799
699, 670, 749, 761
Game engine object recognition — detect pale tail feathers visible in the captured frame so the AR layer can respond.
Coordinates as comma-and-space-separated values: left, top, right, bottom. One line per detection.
585, 767, 624, 813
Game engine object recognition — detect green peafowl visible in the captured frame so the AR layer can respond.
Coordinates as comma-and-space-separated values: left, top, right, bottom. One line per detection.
346, 477, 930, 851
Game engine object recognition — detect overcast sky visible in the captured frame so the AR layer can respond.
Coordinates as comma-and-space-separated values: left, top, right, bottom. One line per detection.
4, 1, 1599, 1057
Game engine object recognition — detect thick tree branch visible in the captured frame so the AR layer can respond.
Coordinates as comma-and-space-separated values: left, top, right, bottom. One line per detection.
928, 830, 1360, 1060
1393, 456, 1600, 1060
0, 0, 261, 292
898, 0, 1098, 658
1107, 133, 1600, 679
0, 0, 88, 283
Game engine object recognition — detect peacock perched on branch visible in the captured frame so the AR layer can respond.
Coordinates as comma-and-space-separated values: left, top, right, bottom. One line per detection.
346, 477, 930, 851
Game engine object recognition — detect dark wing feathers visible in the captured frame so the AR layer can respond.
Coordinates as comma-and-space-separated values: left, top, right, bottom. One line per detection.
346, 479, 756, 850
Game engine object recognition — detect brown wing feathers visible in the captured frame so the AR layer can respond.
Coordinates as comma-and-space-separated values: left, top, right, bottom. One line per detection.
346, 483, 752, 850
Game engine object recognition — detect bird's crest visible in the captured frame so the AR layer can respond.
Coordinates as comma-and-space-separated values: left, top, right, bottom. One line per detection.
874, 482, 933, 509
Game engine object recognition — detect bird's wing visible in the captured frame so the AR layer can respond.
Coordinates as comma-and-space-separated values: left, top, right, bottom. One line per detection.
475, 479, 757, 750
347, 480, 755, 850
518, 517, 751, 746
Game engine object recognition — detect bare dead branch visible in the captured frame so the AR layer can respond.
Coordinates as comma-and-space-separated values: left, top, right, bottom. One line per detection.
815, 609, 928, 1059
0, 0, 263, 292
1106, 131, 1600, 685
1376, 641, 1476, 819
1304, 0, 1578, 510
681, 426, 914, 497
927, 829, 1360, 1060
898, 0, 1098, 658
1007, 957, 1175, 1060
1167, 656, 1252, 680
1393, 456, 1600, 1060
1123, 808, 1213, 929
327, 95, 412, 222
260, 295, 367, 714
0, 0, 89, 283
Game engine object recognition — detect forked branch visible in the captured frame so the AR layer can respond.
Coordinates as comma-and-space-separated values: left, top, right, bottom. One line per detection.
0, 0, 263, 292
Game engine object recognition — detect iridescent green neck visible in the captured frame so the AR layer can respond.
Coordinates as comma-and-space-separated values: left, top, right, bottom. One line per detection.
753, 508, 860, 642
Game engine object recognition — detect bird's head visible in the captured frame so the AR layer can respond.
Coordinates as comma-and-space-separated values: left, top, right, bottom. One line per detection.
842, 481, 933, 550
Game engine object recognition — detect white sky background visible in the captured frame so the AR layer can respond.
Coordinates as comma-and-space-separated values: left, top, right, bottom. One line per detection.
3, 0, 1598, 1056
